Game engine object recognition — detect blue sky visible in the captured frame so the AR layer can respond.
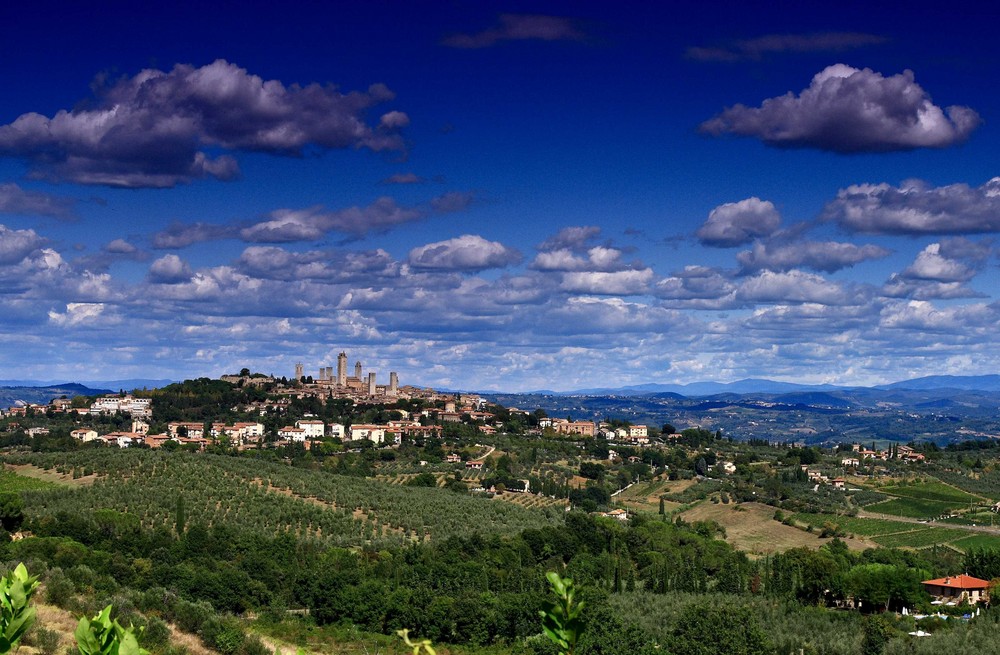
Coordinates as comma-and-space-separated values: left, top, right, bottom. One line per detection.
2, 1, 1000, 391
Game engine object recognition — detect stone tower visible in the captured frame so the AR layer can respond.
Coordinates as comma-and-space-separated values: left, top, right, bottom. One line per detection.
337, 352, 347, 386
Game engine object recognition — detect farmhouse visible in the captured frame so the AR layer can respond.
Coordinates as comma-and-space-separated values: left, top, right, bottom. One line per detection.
922, 574, 990, 604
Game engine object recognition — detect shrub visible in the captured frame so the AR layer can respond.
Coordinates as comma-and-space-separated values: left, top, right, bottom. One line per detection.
170, 599, 214, 634
238, 634, 270, 655
43, 568, 75, 608
33, 626, 61, 655
199, 615, 244, 655
141, 617, 171, 650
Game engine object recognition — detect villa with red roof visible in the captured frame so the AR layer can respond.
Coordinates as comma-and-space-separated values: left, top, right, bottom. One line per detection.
922, 574, 990, 604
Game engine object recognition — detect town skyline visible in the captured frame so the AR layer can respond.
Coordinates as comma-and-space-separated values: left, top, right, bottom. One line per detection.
3, 2, 1000, 392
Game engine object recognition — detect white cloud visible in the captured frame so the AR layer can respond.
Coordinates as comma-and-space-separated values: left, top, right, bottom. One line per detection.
823, 178, 1000, 235
701, 64, 979, 153
149, 254, 194, 284
0, 224, 46, 265
900, 243, 975, 282
697, 197, 781, 247
737, 239, 890, 273
408, 234, 522, 271
737, 269, 861, 305
560, 269, 654, 295
48, 302, 106, 326
0, 59, 405, 187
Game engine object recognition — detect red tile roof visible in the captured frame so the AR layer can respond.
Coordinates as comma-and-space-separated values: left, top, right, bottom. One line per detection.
922, 574, 990, 589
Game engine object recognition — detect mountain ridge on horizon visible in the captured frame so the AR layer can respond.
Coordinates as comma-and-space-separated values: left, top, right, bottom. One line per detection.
486, 373, 1000, 396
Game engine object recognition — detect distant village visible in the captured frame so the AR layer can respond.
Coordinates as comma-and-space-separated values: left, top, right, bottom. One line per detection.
0, 356, 930, 495
0, 354, 665, 455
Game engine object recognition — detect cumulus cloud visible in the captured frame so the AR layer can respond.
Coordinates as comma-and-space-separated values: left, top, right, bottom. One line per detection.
442, 14, 585, 48
737, 239, 890, 273
103, 239, 139, 255
559, 269, 654, 295
823, 178, 1000, 235
538, 225, 602, 252
701, 64, 980, 153
236, 246, 399, 282
148, 254, 194, 284
880, 242, 983, 300
241, 197, 423, 242
686, 32, 887, 62
696, 197, 780, 247
0, 225, 46, 265
900, 243, 976, 282
0, 184, 76, 219
879, 300, 998, 333
737, 269, 861, 305
882, 278, 982, 300
531, 246, 631, 272
0, 59, 406, 188
655, 266, 737, 308
48, 302, 106, 327
408, 234, 522, 271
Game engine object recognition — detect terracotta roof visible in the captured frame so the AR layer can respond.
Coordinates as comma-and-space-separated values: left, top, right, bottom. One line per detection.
922, 574, 990, 589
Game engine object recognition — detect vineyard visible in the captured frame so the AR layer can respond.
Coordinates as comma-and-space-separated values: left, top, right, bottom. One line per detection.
3, 450, 563, 547
792, 511, 1000, 551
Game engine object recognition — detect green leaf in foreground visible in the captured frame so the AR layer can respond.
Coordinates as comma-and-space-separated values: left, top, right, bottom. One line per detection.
539, 571, 585, 655
0, 562, 40, 655
75, 604, 149, 655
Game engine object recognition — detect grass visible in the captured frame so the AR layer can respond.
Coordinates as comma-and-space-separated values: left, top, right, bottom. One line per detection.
0, 467, 64, 491
680, 503, 873, 554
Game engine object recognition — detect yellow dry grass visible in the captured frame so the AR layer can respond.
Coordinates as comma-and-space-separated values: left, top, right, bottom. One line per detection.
678, 501, 874, 556
25, 602, 217, 655
6, 463, 97, 487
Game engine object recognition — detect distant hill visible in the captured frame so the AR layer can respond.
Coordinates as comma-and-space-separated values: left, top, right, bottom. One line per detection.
559, 374, 1000, 397
0, 379, 173, 392
878, 375, 1000, 392
0, 383, 113, 409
